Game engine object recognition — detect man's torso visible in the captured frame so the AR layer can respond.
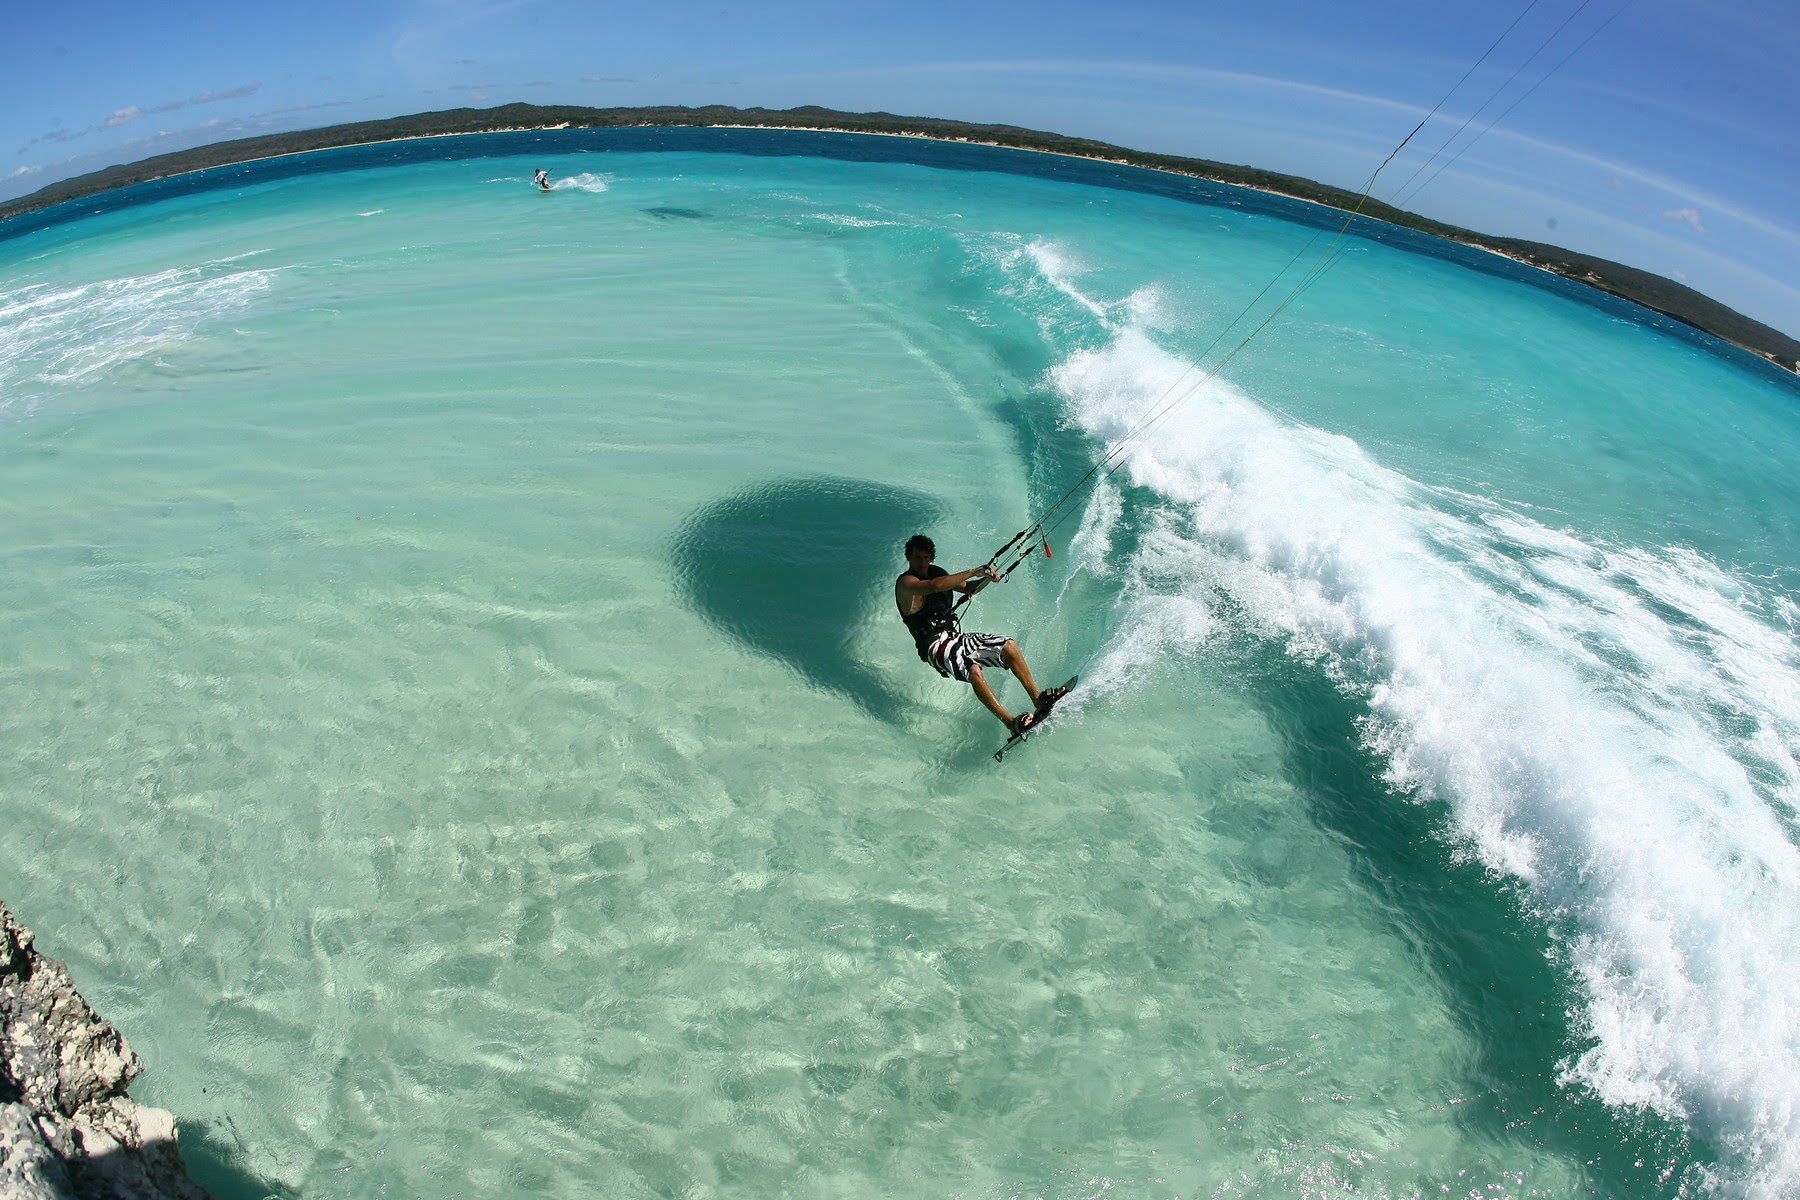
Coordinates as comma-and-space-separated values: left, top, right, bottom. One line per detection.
897, 564, 957, 655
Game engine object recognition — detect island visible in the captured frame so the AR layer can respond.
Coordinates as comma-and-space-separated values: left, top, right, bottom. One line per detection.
2, 102, 1795, 374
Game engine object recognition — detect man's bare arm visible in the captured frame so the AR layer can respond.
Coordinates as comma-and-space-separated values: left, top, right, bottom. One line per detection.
898, 565, 996, 597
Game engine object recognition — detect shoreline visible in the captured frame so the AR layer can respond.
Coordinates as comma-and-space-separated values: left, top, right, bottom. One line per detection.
2, 104, 1794, 375
718, 122, 1346, 210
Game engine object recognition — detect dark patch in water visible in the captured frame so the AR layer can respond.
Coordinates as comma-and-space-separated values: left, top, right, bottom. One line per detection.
671, 475, 939, 724
643, 206, 707, 220
180, 1121, 298, 1199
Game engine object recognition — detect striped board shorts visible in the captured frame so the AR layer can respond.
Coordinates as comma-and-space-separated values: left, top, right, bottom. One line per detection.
926, 631, 1011, 683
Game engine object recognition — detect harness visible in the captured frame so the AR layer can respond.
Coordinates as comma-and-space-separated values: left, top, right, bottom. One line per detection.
897, 566, 959, 662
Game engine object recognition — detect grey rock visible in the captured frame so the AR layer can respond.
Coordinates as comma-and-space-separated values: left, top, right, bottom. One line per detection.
0, 902, 209, 1200
0, 1103, 76, 1200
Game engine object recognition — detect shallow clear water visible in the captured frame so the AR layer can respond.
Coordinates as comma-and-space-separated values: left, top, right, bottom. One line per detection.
1, 130, 1796, 1199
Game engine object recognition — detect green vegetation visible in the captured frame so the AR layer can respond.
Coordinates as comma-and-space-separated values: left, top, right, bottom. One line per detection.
4, 102, 1794, 371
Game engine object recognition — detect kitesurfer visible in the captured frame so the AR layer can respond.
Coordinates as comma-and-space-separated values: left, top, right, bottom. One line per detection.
896, 534, 1068, 736
533, 169, 552, 191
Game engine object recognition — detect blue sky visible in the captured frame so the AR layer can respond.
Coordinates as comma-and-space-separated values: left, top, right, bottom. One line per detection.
4, 0, 1795, 335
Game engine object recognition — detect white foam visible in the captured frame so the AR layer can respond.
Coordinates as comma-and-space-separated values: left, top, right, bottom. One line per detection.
552, 172, 612, 193
981, 237, 1166, 349
803, 212, 899, 228
1024, 241, 1111, 320
0, 256, 277, 419
1032, 253, 1800, 1196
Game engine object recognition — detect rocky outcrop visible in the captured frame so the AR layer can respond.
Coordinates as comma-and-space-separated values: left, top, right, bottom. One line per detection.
0, 901, 209, 1200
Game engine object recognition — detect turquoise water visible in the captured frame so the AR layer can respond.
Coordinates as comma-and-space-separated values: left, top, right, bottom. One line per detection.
1, 130, 1797, 1199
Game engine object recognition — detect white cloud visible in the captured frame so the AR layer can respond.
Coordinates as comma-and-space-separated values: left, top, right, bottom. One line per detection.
7, 164, 43, 179
1663, 207, 1708, 233
199, 83, 261, 103
102, 83, 262, 129
25, 125, 93, 147
18, 83, 263, 156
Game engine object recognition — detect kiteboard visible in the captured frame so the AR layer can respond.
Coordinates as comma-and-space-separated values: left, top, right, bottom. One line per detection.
993, 675, 1078, 763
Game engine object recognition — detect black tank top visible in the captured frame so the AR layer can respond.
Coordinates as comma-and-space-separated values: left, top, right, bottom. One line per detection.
898, 565, 958, 657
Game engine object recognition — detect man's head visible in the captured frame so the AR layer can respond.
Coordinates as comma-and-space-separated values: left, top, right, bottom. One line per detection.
904, 534, 935, 572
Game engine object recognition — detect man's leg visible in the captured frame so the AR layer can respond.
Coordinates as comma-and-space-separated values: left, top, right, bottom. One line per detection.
966, 665, 1015, 728
1000, 639, 1042, 706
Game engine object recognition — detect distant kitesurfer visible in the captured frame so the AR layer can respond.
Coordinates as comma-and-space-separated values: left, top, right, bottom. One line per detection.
533, 169, 552, 191
896, 534, 1068, 736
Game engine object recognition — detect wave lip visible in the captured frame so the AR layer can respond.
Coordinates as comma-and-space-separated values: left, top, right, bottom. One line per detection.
1037, 257, 1800, 1195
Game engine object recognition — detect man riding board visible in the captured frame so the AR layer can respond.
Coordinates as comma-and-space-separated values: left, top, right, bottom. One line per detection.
896, 534, 1068, 736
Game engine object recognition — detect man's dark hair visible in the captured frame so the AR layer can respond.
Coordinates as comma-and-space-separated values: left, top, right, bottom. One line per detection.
904, 534, 935, 558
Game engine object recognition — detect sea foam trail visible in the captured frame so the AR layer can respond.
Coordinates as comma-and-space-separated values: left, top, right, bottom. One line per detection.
0, 256, 276, 419
552, 172, 611, 193
1030, 257, 1800, 1195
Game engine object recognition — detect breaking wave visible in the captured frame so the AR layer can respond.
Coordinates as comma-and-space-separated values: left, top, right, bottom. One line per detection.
1028, 245, 1800, 1197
